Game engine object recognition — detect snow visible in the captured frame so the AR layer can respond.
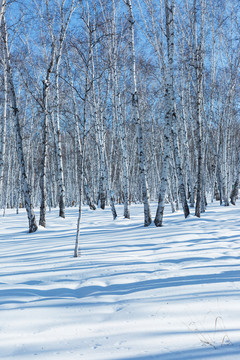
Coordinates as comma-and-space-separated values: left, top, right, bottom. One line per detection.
1, 202, 240, 359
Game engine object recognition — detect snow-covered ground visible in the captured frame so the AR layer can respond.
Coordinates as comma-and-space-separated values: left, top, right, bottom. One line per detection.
1, 202, 240, 360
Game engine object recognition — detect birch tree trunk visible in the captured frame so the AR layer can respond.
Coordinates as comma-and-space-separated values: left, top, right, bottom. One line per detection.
155, 0, 180, 226
54, 63, 66, 218
0, 0, 7, 209
171, 109, 190, 217
0, 0, 6, 27
89, 23, 106, 210
125, 0, 151, 226
230, 146, 240, 205
53, 0, 77, 218
74, 133, 86, 257
84, 177, 96, 210
3, 145, 11, 216
112, 0, 130, 219
179, 61, 194, 208
194, 0, 205, 218
2, 15, 37, 232
74, 77, 88, 258
120, 90, 130, 219
0, 35, 7, 206
39, 44, 55, 227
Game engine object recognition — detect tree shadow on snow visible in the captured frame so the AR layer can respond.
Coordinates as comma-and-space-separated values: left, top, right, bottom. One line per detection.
1, 269, 240, 307
113, 343, 240, 360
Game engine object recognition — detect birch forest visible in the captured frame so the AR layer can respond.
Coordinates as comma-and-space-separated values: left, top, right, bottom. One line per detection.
0, 0, 240, 237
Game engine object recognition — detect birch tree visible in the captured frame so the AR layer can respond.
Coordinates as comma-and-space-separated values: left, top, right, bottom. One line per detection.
74, 72, 88, 258
0, 27, 7, 205
0, 0, 7, 207
1, 13, 38, 232
125, 0, 152, 226
155, 0, 177, 226
0, 0, 6, 27
193, 0, 205, 217
53, 0, 78, 218
39, 43, 55, 227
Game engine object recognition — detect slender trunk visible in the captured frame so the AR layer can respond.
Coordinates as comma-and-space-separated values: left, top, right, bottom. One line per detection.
0, 36, 7, 206
194, 0, 205, 218
0, 0, 6, 27
3, 147, 11, 216
179, 62, 194, 207
39, 44, 55, 227
84, 177, 96, 210
55, 64, 66, 218
171, 105, 190, 218
155, 0, 176, 226
168, 177, 176, 213
74, 141, 85, 257
54, 1, 76, 218
230, 180, 239, 206
2, 15, 37, 232
121, 105, 130, 219
39, 82, 49, 227
230, 145, 240, 205
126, 0, 151, 226
90, 28, 106, 210
222, 120, 231, 206
119, 70, 130, 219
74, 86, 88, 258
112, 2, 130, 219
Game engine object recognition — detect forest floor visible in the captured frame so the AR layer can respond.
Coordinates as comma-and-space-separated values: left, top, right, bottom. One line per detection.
0, 201, 240, 359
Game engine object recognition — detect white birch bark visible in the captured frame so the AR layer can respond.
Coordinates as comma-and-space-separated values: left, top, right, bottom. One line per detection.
54, 67, 66, 218
74, 123, 87, 257
179, 60, 195, 207
2, 15, 37, 232
194, 0, 205, 218
112, 0, 130, 219
155, 0, 177, 226
125, 0, 151, 226
89, 20, 106, 210
0, 0, 6, 27
39, 44, 55, 227
171, 109, 190, 217
74, 126, 86, 257
3, 145, 11, 216
92, 77, 106, 211
84, 177, 96, 210
74, 71, 88, 258
0, 34, 7, 206
230, 145, 240, 205
209, 130, 223, 205
167, 177, 176, 213
120, 90, 130, 219
54, 0, 77, 218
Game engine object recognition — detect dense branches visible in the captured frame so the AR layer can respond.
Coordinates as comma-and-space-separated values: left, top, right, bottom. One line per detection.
0, 0, 240, 231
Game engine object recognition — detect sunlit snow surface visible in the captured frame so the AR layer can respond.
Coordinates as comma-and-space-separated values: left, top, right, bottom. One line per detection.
0, 202, 240, 359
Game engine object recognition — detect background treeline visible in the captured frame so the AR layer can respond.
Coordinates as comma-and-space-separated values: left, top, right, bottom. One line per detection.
0, 0, 240, 234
